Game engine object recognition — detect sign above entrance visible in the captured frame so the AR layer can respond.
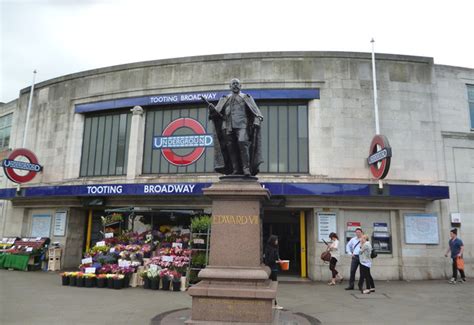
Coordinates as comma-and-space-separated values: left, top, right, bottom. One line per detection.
2, 148, 43, 183
153, 118, 213, 166
0, 182, 450, 201
367, 135, 392, 179
74, 89, 320, 113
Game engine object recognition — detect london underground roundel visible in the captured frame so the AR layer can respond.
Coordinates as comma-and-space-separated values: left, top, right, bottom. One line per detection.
153, 118, 213, 166
367, 135, 392, 179
2, 148, 43, 183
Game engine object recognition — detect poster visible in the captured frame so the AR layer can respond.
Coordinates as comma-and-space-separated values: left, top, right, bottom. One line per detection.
317, 212, 337, 242
53, 211, 67, 237
31, 215, 52, 238
404, 213, 439, 244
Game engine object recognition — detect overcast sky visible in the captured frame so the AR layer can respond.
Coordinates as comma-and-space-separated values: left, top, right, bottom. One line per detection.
1, 0, 473, 103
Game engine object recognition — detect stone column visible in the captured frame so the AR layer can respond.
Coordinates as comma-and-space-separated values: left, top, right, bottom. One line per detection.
187, 179, 277, 324
126, 106, 144, 180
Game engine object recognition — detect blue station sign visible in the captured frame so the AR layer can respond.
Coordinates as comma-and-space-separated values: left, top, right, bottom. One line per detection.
75, 89, 320, 113
0, 182, 449, 201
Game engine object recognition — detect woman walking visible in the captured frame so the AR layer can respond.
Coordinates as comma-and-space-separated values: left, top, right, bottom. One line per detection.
264, 235, 283, 309
358, 234, 375, 294
327, 232, 343, 285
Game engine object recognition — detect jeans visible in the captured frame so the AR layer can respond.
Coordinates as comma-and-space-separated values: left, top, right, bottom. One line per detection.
348, 255, 360, 288
359, 264, 375, 290
329, 257, 338, 278
452, 258, 466, 280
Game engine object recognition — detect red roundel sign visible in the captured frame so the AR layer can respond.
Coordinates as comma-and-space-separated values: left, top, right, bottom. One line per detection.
2, 148, 43, 183
367, 135, 392, 179
153, 118, 213, 166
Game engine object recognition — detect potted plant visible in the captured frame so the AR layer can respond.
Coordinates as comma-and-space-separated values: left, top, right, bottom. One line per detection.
97, 274, 107, 288
120, 266, 134, 288
113, 274, 124, 289
171, 270, 181, 292
147, 268, 160, 290
106, 274, 115, 289
84, 274, 96, 288
160, 269, 171, 291
76, 273, 85, 287
60, 272, 70, 286
69, 272, 77, 286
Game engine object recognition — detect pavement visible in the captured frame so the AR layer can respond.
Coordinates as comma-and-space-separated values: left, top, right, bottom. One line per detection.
0, 269, 473, 325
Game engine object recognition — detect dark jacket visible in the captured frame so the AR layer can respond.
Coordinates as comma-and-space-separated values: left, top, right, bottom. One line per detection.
264, 244, 280, 270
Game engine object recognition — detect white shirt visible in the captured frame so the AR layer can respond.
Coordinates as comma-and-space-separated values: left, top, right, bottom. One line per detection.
346, 237, 361, 255
329, 239, 340, 260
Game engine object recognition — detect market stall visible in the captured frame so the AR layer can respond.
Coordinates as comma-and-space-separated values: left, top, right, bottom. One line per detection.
0, 237, 50, 271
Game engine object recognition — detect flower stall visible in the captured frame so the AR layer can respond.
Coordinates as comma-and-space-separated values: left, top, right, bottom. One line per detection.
60, 221, 193, 291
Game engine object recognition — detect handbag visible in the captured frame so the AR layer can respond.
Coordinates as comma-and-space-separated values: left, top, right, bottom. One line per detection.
456, 256, 464, 271
371, 249, 378, 259
320, 250, 331, 262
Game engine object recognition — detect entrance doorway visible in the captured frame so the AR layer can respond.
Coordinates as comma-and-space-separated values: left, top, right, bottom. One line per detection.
262, 210, 304, 276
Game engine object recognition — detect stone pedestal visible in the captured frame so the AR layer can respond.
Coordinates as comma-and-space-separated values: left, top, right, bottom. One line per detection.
187, 178, 277, 324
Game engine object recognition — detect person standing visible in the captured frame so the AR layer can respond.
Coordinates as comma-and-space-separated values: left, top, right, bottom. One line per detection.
264, 235, 283, 309
345, 228, 363, 290
358, 234, 375, 294
445, 228, 466, 284
327, 232, 343, 285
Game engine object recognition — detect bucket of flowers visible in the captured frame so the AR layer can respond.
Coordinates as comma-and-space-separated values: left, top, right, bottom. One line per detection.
113, 274, 124, 289
170, 270, 181, 292
84, 274, 96, 288
139, 271, 149, 289
76, 272, 85, 287
147, 267, 160, 290
60, 272, 70, 286
119, 266, 135, 288
160, 269, 171, 291
97, 274, 107, 288
106, 274, 115, 289
69, 272, 78, 286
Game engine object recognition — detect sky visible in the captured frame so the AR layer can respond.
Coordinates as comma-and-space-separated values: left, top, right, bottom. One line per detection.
1, 0, 473, 103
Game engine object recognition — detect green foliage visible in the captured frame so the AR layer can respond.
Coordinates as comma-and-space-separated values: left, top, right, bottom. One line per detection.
191, 252, 207, 267
191, 215, 211, 233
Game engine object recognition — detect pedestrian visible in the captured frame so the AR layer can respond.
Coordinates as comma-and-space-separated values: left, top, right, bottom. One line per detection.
345, 227, 363, 290
358, 234, 375, 294
444, 228, 466, 284
327, 232, 343, 285
264, 235, 283, 309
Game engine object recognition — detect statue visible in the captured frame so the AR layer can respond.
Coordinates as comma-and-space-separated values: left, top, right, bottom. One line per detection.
202, 79, 264, 176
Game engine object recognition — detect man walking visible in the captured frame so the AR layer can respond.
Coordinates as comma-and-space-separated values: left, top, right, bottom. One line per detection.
345, 228, 363, 290
445, 228, 466, 284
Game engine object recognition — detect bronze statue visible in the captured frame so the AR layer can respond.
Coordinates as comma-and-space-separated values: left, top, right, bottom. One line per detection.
202, 79, 264, 176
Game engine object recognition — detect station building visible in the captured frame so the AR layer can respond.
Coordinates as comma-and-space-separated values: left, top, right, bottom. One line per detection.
0, 51, 472, 280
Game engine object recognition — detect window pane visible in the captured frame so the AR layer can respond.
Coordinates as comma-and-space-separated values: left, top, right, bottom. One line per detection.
101, 116, 113, 175
87, 117, 99, 176
109, 115, 120, 175
94, 116, 106, 176
470, 102, 474, 129
80, 112, 131, 177
278, 105, 288, 172
115, 113, 128, 175
468, 85, 474, 101
288, 106, 298, 172
298, 105, 309, 173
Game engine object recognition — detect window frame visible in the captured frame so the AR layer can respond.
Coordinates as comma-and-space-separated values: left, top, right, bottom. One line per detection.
0, 113, 13, 151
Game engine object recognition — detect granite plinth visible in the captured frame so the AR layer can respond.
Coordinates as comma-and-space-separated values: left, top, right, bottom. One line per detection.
188, 179, 277, 324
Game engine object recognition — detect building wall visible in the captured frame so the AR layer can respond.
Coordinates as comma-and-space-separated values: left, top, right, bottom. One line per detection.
1, 52, 473, 279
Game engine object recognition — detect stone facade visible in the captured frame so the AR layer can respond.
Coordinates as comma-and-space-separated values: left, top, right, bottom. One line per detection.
0, 52, 472, 277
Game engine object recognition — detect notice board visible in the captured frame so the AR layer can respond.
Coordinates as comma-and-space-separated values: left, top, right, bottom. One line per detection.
31, 215, 52, 238
404, 213, 439, 244
318, 212, 337, 242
